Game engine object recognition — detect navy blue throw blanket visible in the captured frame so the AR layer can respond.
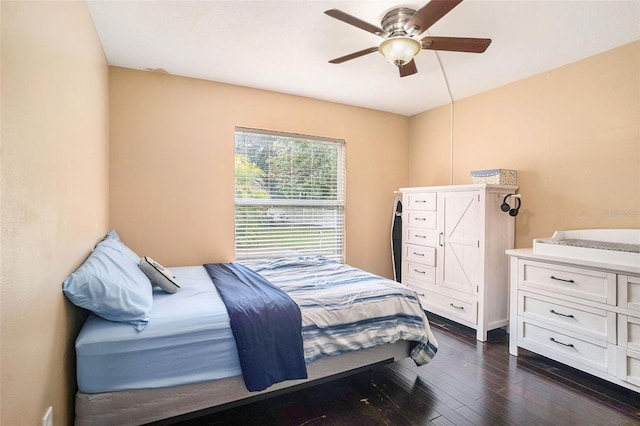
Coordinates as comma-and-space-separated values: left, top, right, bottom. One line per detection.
203, 263, 307, 391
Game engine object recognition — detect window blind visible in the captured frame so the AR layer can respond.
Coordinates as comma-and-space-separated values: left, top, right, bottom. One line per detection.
234, 127, 345, 262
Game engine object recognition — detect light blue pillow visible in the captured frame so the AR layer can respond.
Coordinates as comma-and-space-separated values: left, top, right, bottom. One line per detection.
63, 236, 153, 331
104, 229, 141, 264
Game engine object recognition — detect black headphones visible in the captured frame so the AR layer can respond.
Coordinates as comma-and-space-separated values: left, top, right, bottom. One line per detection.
501, 194, 521, 217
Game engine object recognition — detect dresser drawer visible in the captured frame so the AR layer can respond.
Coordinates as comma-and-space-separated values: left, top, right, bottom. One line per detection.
519, 291, 615, 342
618, 315, 640, 352
406, 211, 437, 229
420, 290, 477, 325
405, 192, 436, 210
519, 259, 616, 304
616, 347, 640, 388
404, 261, 436, 285
405, 227, 437, 247
618, 275, 640, 312
520, 320, 611, 372
404, 243, 436, 266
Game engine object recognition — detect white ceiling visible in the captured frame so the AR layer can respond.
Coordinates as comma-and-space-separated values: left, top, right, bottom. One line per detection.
87, 0, 640, 117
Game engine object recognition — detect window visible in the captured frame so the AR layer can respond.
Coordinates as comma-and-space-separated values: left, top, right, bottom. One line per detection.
234, 127, 345, 262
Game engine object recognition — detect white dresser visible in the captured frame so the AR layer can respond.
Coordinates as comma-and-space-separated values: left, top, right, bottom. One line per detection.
400, 184, 517, 341
508, 229, 640, 392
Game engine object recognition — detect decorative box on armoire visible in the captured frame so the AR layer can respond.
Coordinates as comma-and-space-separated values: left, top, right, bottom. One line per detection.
399, 184, 518, 341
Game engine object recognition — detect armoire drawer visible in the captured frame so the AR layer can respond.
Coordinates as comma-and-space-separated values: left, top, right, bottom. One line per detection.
404, 261, 436, 285
406, 211, 437, 229
406, 277, 433, 298
519, 320, 611, 372
518, 291, 614, 342
420, 290, 477, 325
405, 192, 436, 211
404, 243, 436, 266
405, 227, 438, 247
519, 259, 615, 305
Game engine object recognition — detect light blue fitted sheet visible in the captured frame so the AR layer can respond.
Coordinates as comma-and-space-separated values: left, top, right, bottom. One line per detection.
75, 266, 242, 393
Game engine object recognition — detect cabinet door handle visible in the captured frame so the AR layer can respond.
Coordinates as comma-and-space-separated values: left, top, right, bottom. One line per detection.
439, 233, 444, 247
413, 269, 426, 274
413, 252, 425, 256
549, 337, 574, 348
550, 309, 574, 318
415, 200, 427, 203
550, 275, 575, 283
450, 303, 464, 310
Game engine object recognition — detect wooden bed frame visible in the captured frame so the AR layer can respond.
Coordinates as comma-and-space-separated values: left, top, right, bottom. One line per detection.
74, 340, 411, 425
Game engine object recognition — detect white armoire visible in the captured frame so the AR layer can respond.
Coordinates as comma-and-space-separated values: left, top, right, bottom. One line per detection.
400, 184, 517, 341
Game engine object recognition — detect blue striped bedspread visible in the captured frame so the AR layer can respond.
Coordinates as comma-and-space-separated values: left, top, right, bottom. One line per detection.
243, 256, 438, 366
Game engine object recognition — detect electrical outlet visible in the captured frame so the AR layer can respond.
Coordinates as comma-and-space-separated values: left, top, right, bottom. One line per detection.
42, 406, 53, 426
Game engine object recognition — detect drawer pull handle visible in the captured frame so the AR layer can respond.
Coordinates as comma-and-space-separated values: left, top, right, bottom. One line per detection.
413, 269, 426, 274
415, 235, 427, 239
417, 293, 425, 297
549, 337, 574, 348
550, 276, 575, 283
415, 200, 427, 203
550, 309, 574, 318
450, 303, 465, 310
413, 252, 425, 256
415, 217, 427, 221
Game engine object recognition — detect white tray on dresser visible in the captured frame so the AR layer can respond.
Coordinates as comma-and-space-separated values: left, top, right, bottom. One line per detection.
508, 229, 640, 394
533, 229, 640, 267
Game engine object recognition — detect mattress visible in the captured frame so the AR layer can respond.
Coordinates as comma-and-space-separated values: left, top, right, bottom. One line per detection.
76, 266, 242, 393
76, 256, 437, 394
75, 341, 411, 426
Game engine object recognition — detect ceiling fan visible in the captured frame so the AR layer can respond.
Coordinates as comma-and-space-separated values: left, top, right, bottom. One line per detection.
325, 0, 491, 77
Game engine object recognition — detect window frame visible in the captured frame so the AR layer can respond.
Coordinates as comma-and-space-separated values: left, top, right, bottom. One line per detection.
234, 127, 346, 262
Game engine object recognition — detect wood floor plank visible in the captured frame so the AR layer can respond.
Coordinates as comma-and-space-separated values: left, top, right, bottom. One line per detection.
505, 375, 630, 426
515, 350, 640, 419
373, 360, 470, 425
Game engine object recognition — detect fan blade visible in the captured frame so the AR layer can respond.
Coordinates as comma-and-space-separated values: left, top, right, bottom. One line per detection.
329, 47, 379, 64
399, 59, 418, 77
421, 36, 491, 53
324, 9, 388, 37
404, 0, 463, 35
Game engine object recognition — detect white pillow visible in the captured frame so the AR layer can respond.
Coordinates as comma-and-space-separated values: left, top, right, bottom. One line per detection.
139, 256, 180, 294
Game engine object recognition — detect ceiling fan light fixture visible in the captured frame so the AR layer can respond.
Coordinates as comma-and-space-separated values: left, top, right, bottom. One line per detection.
378, 36, 421, 66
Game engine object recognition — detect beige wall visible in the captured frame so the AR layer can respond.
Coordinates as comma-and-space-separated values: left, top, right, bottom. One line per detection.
409, 41, 640, 248
109, 67, 409, 276
1, 1, 109, 425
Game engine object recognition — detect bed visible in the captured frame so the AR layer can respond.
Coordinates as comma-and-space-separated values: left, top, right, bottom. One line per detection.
64, 233, 438, 425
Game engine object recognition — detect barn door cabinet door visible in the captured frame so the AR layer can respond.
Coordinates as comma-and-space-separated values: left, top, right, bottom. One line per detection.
438, 190, 480, 295
400, 184, 517, 341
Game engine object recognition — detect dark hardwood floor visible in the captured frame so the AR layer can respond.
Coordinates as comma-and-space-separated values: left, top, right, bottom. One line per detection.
172, 314, 640, 425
